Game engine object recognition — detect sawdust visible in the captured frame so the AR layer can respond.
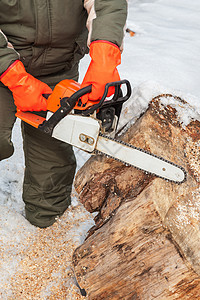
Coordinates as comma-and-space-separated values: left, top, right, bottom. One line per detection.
175, 189, 200, 228
2, 204, 91, 300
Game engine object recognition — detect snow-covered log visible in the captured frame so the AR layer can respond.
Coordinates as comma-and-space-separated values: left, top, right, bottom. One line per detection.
73, 94, 200, 299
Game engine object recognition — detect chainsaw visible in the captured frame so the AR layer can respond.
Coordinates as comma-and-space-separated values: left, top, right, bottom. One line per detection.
16, 79, 186, 183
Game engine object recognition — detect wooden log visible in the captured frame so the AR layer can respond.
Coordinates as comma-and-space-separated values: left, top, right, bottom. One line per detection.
73, 95, 200, 299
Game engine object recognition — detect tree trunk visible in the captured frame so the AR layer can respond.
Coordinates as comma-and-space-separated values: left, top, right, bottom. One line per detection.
73, 95, 200, 299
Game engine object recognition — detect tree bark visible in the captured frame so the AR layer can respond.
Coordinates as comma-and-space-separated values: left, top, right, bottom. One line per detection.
73, 95, 200, 299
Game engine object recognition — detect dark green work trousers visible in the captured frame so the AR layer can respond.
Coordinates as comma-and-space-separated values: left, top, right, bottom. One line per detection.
0, 82, 76, 228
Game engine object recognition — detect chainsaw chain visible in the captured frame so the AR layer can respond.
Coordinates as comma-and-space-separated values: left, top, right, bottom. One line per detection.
95, 132, 187, 184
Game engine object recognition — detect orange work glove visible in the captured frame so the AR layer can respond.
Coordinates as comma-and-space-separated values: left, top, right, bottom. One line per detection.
80, 40, 121, 104
0, 60, 52, 111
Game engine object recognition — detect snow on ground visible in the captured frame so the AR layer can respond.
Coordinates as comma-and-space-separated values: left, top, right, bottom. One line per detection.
0, 0, 200, 298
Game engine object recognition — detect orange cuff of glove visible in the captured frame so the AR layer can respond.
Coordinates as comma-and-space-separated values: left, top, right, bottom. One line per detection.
80, 40, 121, 104
0, 60, 52, 111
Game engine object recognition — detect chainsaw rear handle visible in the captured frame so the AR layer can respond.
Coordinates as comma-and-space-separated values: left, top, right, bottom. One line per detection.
39, 80, 131, 135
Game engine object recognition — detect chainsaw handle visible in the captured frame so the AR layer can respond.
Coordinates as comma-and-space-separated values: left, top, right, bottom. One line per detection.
101, 80, 131, 105
78, 79, 132, 115
38, 80, 131, 135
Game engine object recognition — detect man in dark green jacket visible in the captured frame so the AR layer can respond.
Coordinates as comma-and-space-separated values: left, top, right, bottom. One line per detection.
0, 0, 127, 228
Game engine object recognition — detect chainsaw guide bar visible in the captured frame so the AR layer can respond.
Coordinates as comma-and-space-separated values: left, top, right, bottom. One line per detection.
96, 133, 187, 184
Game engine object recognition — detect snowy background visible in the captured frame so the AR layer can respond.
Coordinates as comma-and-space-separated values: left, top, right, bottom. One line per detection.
0, 0, 200, 298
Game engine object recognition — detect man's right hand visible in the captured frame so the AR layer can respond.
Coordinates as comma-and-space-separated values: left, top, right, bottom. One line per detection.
0, 60, 52, 111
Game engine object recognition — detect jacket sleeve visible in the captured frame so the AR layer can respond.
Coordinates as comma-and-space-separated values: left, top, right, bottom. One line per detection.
0, 29, 19, 75
84, 0, 127, 49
